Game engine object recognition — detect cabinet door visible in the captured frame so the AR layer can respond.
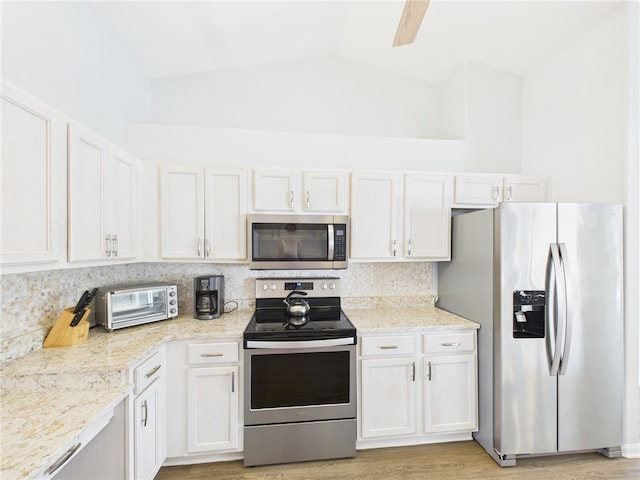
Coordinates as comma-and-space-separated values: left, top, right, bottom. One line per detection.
186, 366, 239, 453
1, 84, 62, 266
134, 380, 164, 480
453, 174, 501, 207
159, 166, 204, 259
404, 175, 452, 260
360, 357, 416, 438
67, 124, 109, 262
301, 171, 347, 213
350, 172, 402, 259
252, 169, 297, 212
503, 176, 547, 202
109, 148, 138, 260
424, 354, 477, 433
204, 168, 246, 260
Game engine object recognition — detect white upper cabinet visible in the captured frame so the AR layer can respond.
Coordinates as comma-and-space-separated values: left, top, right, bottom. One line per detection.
67, 123, 139, 263
502, 175, 547, 203
351, 172, 452, 261
453, 174, 547, 207
350, 172, 402, 260
404, 175, 452, 260
252, 169, 348, 213
1, 83, 63, 266
160, 165, 246, 261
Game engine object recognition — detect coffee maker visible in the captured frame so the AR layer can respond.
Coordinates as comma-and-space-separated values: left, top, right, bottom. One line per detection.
194, 275, 224, 320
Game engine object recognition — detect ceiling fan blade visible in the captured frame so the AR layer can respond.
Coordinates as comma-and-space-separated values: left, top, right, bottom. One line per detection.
392, 0, 430, 47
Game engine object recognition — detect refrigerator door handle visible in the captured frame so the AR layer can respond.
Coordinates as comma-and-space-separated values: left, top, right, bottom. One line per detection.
558, 243, 573, 375
546, 243, 566, 376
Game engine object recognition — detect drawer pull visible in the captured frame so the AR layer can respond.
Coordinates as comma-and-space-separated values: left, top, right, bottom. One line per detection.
46, 442, 82, 475
379, 345, 399, 350
440, 342, 462, 347
145, 365, 161, 378
201, 352, 224, 357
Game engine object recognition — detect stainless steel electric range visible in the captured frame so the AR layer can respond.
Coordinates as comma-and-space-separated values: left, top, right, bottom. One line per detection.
243, 277, 357, 467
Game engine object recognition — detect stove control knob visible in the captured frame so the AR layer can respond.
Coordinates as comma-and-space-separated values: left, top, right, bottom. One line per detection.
262, 284, 268, 291
321, 283, 328, 290
329, 283, 336, 290
271, 284, 277, 290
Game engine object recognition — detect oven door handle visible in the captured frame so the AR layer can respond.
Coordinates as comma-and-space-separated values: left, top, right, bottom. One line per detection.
245, 337, 355, 349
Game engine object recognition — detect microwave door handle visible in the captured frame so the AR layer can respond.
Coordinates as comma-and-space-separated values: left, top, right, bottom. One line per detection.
327, 224, 335, 260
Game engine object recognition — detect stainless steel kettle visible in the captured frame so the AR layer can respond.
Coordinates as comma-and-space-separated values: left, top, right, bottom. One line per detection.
283, 290, 310, 317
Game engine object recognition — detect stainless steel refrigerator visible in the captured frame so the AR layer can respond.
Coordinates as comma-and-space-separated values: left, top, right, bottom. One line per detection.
437, 203, 623, 466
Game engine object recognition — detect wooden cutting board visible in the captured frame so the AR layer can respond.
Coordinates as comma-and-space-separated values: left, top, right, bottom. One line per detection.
43, 307, 91, 348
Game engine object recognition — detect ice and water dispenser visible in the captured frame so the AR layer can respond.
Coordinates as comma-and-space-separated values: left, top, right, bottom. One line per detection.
513, 290, 546, 338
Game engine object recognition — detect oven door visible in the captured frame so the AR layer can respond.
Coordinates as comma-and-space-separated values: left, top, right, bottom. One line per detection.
244, 339, 356, 426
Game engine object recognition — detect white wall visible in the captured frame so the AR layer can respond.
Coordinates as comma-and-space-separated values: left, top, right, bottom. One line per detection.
150, 57, 443, 139
126, 123, 466, 173
464, 61, 523, 173
0, 1, 150, 146
521, 5, 627, 204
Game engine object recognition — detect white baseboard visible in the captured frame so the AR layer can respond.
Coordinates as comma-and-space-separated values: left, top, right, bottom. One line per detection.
622, 442, 640, 458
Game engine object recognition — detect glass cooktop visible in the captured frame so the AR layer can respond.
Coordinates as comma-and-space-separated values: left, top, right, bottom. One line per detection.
243, 305, 356, 343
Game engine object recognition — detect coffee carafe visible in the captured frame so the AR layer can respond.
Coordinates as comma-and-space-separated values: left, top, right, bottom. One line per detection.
194, 275, 224, 320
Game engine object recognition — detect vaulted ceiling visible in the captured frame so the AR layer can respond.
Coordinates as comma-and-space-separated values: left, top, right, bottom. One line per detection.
92, 1, 622, 85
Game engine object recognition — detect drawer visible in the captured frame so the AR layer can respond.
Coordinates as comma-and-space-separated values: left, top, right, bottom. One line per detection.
361, 335, 416, 357
423, 331, 475, 354
187, 341, 238, 365
134, 350, 163, 394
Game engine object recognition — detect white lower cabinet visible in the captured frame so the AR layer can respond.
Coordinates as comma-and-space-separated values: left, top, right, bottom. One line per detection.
424, 354, 477, 433
186, 365, 239, 453
358, 330, 477, 448
361, 356, 416, 438
166, 340, 242, 464
130, 348, 166, 480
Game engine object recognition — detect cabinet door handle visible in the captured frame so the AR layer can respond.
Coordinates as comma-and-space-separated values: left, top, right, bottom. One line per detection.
205, 238, 211, 258
492, 185, 500, 202
197, 239, 202, 257
112, 234, 118, 257
440, 342, 462, 347
305, 191, 310, 210
231, 371, 235, 393
201, 352, 224, 357
142, 400, 148, 427
411, 361, 416, 382
145, 365, 161, 378
45, 442, 82, 475
379, 345, 399, 350
427, 361, 432, 381
506, 186, 512, 201
392, 240, 397, 257
290, 190, 294, 209
105, 234, 112, 257
407, 238, 412, 256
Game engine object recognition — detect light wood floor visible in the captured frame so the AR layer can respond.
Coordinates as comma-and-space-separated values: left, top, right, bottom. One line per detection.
155, 441, 640, 480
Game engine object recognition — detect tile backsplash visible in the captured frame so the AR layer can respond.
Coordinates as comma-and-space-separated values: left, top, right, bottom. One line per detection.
0, 262, 435, 362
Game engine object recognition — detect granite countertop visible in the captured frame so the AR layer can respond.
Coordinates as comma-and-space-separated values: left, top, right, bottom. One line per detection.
345, 305, 479, 333
1, 305, 476, 479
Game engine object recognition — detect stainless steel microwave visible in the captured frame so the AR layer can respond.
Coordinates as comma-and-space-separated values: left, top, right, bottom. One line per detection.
248, 214, 348, 270
95, 283, 178, 331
